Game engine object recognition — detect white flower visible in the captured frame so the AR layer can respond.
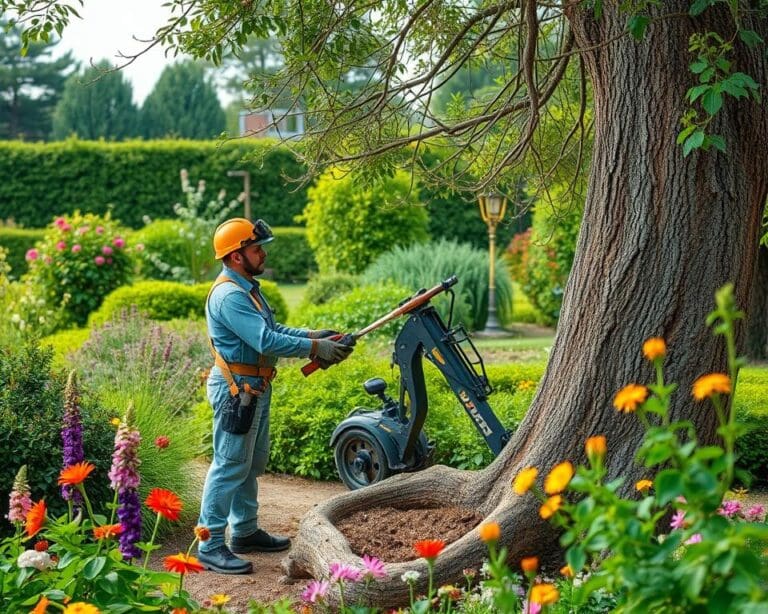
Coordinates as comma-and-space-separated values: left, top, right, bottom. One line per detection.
401, 570, 421, 583
480, 560, 492, 578
17, 550, 53, 570
38, 316, 46, 324
10, 313, 20, 323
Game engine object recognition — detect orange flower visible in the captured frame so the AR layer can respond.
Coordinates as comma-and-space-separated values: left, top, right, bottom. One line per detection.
635, 479, 653, 492
145, 488, 183, 522
613, 384, 649, 413
539, 495, 563, 520
413, 539, 446, 560
530, 583, 560, 605
63, 603, 100, 614
93, 524, 123, 540
520, 556, 538, 573
31, 595, 50, 614
585, 435, 607, 461
560, 565, 574, 577
478, 522, 500, 543
194, 525, 211, 542
171, 609, 189, 614
642, 337, 666, 361
25, 499, 46, 537
692, 373, 731, 401
512, 467, 538, 495
163, 553, 205, 574
58, 462, 96, 487
544, 461, 574, 495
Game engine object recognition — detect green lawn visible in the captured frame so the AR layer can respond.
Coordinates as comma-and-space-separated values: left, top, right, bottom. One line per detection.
277, 283, 307, 313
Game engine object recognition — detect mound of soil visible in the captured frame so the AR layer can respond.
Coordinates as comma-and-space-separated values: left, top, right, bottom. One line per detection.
336, 506, 484, 562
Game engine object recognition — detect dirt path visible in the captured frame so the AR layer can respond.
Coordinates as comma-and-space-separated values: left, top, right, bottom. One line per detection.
158, 473, 346, 612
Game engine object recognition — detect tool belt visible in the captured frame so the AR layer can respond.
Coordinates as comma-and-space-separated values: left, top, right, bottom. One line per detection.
227, 363, 277, 380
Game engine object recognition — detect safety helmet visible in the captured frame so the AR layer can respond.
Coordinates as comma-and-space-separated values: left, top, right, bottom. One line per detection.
213, 218, 274, 260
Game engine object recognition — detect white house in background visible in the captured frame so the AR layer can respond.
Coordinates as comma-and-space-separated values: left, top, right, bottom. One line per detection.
238, 109, 305, 139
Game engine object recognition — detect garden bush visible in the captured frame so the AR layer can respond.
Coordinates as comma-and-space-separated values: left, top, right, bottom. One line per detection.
0, 139, 309, 228
263, 226, 317, 282
0, 227, 45, 279
301, 272, 360, 306
23, 211, 134, 327
289, 282, 411, 339
733, 366, 768, 485
363, 239, 514, 331
0, 341, 114, 527
302, 168, 429, 274
130, 219, 199, 281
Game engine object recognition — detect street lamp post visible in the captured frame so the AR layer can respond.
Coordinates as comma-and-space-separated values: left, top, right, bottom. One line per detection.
477, 192, 508, 334
227, 170, 252, 219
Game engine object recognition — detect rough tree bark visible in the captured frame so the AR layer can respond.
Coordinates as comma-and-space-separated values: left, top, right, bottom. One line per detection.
284, 2, 768, 605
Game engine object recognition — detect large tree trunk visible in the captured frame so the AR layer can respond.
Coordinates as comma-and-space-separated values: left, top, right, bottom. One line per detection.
284, 3, 768, 605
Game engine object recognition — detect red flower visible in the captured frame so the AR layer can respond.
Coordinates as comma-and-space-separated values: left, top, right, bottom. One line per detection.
25, 500, 46, 537
155, 435, 170, 449
34, 540, 49, 552
145, 488, 183, 522
164, 553, 204, 574
413, 539, 446, 560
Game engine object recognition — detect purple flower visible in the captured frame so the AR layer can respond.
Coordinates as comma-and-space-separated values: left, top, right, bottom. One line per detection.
94, 255, 105, 266
117, 488, 142, 559
301, 579, 330, 603
361, 554, 387, 580
6, 465, 32, 524
25, 248, 39, 261
108, 421, 142, 491
71, 244, 82, 253
330, 562, 363, 583
718, 499, 742, 518
744, 504, 766, 523
670, 510, 686, 530
684, 533, 702, 545
61, 372, 84, 502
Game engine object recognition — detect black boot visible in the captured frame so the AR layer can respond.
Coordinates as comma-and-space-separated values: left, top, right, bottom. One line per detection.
230, 528, 291, 553
197, 545, 253, 574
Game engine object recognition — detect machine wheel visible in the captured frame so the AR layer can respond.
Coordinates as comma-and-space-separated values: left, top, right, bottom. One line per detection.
334, 428, 392, 490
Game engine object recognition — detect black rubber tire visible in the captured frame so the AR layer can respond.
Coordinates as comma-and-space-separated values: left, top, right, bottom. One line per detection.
334, 428, 392, 490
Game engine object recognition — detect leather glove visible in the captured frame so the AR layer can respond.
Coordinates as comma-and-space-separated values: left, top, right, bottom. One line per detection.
312, 337, 354, 364
308, 329, 341, 339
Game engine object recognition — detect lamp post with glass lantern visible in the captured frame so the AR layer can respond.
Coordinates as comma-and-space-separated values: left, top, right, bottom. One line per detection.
477, 192, 508, 334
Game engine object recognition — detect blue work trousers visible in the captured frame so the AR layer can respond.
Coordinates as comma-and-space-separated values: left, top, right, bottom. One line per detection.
198, 375, 271, 553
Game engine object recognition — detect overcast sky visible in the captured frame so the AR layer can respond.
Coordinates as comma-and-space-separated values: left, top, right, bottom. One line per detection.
53, 0, 232, 106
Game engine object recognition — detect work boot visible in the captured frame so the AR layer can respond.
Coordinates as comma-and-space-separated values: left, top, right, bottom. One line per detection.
197, 545, 253, 574
230, 528, 291, 553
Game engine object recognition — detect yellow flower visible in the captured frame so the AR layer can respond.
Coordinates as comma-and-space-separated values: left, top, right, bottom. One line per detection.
540, 495, 563, 520
613, 384, 649, 413
642, 337, 666, 361
520, 556, 538, 573
560, 564, 574, 578
210, 594, 231, 606
512, 467, 538, 495
585, 436, 607, 461
544, 461, 574, 495
692, 373, 731, 401
110, 417, 121, 427
530, 583, 560, 605
635, 479, 653, 492
478, 522, 500, 543
63, 603, 100, 614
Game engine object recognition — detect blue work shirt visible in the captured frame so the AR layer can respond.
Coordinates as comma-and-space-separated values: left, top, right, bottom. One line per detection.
206, 266, 313, 381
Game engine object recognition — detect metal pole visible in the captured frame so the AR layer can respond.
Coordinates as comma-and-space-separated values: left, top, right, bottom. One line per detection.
485, 223, 502, 332
243, 171, 251, 220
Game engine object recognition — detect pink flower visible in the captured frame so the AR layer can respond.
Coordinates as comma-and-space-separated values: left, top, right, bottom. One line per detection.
61, 223, 72, 232
94, 256, 106, 266
71, 244, 82, 253
744, 504, 766, 523
329, 562, 363, 583
77, 225, 90, 235
718, 500, 742, 518
25, 248, 39, 261
155, 436, 170, 449
106, 257, 113, 265
134, 243, 145, 252
670, 510, 686, 530
95, 226, 104, 234
43, 256, 52, 265
361, 554, 387, 580
113, 237, 126, 248
523, 601, 542, 614
301, 579, 330, 603
54, 217, 66, 227
684, 533, 702, 545
102, 245, 113, 256
55, 241, 67, 251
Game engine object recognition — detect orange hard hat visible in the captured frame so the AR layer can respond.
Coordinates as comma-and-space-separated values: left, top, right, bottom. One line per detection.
213, 218, 274, 260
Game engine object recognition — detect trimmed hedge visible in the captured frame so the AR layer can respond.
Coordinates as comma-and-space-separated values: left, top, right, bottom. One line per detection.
0, 139, 309, 229
0, 227, 45, 278
263, 226, 317, 282
88, 278, 289, 326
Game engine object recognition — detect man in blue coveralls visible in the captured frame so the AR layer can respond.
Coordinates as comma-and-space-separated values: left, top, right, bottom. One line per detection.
197, 217, 353, 574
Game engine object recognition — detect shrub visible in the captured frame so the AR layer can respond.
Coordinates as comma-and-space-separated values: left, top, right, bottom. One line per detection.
302, 169, 429, 274
0, 341, 115, 526
40, 327, 91, 369
302, 272, 360, 306
130, 219, 200, 282
0, 227, 45, 279
264, 226, 317, 282
289, 282, 411, 339
0, 139, 309, 228
363, 239, 514, 331
23, 211, 134, 327
734, 366, 768, 486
